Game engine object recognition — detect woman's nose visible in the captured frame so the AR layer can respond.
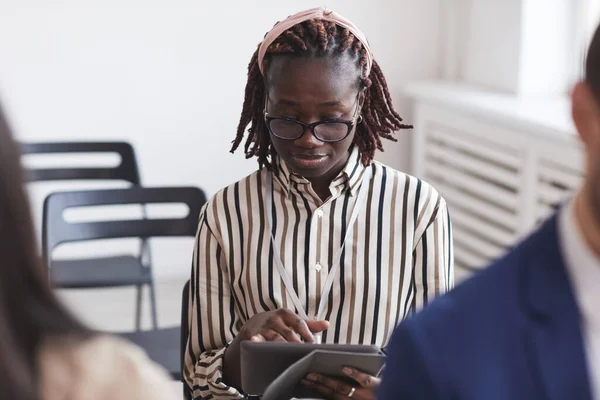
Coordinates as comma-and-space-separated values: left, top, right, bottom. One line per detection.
294, 126, 323, 149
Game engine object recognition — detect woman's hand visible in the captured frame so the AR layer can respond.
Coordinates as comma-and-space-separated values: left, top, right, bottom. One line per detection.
223, 309, 328, 389
301, 368, 381, 400
238, 308, 329, 343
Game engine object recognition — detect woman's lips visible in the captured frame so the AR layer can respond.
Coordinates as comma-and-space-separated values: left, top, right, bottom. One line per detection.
290, 153, 328, 169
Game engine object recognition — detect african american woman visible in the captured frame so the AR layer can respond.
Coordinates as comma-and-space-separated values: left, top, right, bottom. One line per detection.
184, 8, 454, 400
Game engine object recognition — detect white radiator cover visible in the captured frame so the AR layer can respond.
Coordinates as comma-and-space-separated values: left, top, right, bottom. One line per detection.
409, 85, 584, 279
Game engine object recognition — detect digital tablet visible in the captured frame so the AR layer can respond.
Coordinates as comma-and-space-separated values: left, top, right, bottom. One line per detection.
240, 341, 385, 397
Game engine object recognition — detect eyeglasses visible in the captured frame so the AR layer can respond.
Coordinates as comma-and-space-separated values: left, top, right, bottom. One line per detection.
264, 94, 362, 143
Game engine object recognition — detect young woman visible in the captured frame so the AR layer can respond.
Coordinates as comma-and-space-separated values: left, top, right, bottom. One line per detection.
0, 105, 178, 400
185, 8, 454, 400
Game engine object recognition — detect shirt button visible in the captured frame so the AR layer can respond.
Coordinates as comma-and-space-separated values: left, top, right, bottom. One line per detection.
315, 263, 322, 272
316, 210, 324, 218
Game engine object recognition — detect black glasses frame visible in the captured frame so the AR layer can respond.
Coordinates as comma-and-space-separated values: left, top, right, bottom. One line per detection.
264, 116, 356, 143
264, 93, 362, 143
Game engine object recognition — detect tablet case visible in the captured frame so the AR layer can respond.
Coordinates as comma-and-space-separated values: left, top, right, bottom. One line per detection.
262, 349, 386, 400
241, 342, 385, 398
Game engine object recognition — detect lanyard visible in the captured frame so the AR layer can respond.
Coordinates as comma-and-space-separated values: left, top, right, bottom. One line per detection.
265, 167, 372, 326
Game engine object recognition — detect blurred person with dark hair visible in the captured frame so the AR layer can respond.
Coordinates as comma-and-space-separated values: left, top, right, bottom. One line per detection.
0, 105, 178, 400
379, 21, 600, 400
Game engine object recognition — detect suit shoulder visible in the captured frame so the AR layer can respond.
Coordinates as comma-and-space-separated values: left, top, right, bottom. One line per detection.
402, 215, 558, 337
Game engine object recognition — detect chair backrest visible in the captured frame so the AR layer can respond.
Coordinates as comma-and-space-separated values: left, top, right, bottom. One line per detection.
181, 280, 191, 399
21, 141, 141, 184
42, 187, 206, 265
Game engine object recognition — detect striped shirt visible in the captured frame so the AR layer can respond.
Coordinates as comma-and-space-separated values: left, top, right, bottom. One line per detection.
184, 148, 454, 399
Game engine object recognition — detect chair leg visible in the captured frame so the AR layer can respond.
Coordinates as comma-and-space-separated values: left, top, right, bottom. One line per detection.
184, 385, 192, 400
149, 279, 159, 330
135, 283, 143, 331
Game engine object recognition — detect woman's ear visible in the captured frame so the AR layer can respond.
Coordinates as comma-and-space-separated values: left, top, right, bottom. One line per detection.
358, 88, 367, 110
572, 82, 600, 149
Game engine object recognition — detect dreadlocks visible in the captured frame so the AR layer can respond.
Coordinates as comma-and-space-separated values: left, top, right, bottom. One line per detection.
231, 18, 412, 168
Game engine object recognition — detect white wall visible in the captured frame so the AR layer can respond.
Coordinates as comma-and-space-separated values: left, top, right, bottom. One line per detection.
0, 0, 443, 278
446, 0, 573, 95
461, 0, 524, 92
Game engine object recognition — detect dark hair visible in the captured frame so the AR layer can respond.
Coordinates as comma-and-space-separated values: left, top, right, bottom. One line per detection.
588, 23, 600, 100
0, 104, 91, 400
231, 18, 412, 167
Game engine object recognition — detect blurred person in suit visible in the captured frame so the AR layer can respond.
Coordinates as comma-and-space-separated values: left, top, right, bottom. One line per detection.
0, 103, 179, 400
378, 21, 600, 400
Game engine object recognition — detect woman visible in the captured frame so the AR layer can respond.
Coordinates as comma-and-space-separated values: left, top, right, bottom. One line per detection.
185, 8, 454, 400
0, 105, 178, 400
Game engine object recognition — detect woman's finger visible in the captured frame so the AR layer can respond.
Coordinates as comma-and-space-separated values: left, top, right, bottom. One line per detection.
342, 367, 381, 389
259, 329, 286, 342
301, 379, 348, 400
290, 317, 317, 342
250, 334, 266, 342
279, 309, 317, 343
264, 317, 302, 343
305, 373, 355, 397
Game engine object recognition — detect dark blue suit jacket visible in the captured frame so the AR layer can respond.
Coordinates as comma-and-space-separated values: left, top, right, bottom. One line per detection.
379, 215, 592, 400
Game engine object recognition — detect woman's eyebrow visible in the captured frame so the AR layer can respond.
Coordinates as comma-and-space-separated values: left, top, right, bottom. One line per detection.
276, 98, 298, 106
274, 98, 345, 107
318, 100, 343, 107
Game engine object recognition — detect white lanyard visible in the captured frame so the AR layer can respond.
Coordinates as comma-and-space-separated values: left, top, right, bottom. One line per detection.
265, 167, 372, 325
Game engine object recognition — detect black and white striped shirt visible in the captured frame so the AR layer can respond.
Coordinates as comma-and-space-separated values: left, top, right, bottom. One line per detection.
184, 148, 454, 399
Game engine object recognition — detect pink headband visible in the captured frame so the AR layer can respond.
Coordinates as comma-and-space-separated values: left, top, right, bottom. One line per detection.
257, 7, 373, 77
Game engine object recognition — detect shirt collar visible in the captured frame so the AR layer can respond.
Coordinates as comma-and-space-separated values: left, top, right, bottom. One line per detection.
274, 147, 366, 197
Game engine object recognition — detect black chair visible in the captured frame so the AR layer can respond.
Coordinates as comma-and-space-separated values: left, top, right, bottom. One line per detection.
181, 280, 192, 400
22, 141, 156, 330
43, 187, 207, 379
21, 141, 141, 184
